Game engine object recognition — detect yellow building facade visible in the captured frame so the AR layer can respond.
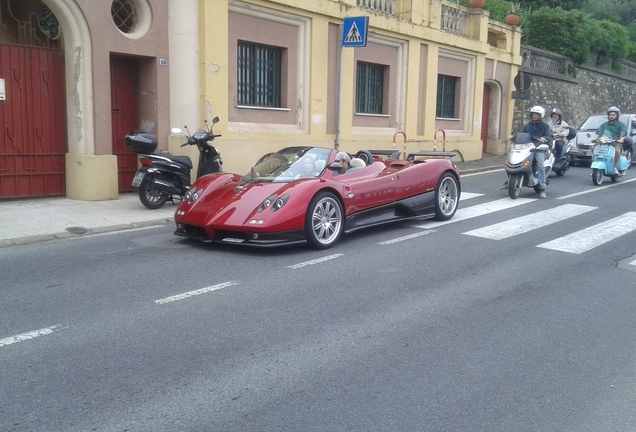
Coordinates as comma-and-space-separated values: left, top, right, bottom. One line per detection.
196, 0, 522, 176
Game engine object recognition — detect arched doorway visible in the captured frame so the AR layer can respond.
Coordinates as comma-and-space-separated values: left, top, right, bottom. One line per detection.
0, 1, 66, 198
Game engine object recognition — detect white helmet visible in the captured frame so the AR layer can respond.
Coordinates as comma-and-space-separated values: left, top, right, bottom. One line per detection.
608, 106, 621, 117
530, 106, 545, 118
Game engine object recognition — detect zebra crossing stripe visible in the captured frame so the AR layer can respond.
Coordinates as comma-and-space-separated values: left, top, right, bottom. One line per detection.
463, 204, 596, 240
537, 211, 636, 254
459, 192, 483, 201
409, 197, 535, 229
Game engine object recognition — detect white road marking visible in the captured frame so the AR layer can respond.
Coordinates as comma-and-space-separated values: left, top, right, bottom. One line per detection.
537, 212, 636, 254
463, 204, 596, 240
155, 281, 239, 304
408, 198, 535, 229
557, 177, 636, 200
461, 168, 505, 177
460, 192, 483, 200
0, 326, 60, 347
288, 254, 344, 269
379, 230, 434, 245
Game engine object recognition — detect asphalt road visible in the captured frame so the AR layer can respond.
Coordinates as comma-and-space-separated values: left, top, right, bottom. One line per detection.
1, 164, 636, 431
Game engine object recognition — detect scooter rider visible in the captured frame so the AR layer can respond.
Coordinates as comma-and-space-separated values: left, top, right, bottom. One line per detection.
594, 106, 627, 175
501, 106, 552, 198
548, 108, 570, 167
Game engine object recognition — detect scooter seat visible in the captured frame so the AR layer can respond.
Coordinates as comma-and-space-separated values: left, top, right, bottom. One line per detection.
164, 155, 193, 169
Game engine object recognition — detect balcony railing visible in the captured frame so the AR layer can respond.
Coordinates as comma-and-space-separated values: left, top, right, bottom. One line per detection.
440, 4, 468, 37
357, 0, 396, 15
521, 46, 570, 76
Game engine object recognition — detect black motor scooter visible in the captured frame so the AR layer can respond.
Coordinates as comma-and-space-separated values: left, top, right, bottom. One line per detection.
126, 116, 223, 209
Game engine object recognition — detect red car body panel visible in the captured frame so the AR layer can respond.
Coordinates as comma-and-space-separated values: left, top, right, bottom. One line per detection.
174, 147, 460, 247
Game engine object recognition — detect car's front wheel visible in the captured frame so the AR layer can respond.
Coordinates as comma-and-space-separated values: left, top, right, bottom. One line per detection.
434, 173, 459, 221
305, 192, 343, 249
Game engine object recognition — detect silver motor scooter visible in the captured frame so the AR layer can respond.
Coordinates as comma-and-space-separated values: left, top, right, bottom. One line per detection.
504, 132, 554, 199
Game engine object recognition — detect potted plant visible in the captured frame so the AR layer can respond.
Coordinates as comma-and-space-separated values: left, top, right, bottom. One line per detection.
504, 2, 522, 26
469, 0, 486, 7
38, 7, 61, 40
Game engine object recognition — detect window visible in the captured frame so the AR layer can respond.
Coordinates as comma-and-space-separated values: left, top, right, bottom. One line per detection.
237, 41, 283, 108
356, 61, 385, 114
436, 74, 458, 118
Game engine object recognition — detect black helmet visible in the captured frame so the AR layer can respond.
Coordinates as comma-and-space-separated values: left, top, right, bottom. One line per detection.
551, 108, 562, 120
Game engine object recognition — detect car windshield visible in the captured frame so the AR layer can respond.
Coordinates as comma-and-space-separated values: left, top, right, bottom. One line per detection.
579, 114, 629, 130
243, 147, 332, 183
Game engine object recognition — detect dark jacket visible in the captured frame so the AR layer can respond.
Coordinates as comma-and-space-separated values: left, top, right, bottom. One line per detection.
521, 121, 552, 146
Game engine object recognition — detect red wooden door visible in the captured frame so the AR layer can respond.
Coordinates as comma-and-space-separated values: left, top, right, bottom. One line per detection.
0, 44, 66, 198
481, 84, 490, 154
110, 56, 139, 192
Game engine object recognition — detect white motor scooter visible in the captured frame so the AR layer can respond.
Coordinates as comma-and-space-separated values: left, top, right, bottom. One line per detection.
504, 132, 554, 199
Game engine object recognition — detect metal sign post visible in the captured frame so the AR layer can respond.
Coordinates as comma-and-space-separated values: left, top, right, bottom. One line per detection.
335, 16, 369, 150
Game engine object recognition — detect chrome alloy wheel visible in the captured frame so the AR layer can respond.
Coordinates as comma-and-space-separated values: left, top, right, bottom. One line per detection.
305, 192, 343, 249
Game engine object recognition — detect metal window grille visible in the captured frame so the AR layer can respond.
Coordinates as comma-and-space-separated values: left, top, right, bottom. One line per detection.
111, 0, 136, 34
436, 75, 457, 118
356, 62, 385, 114
237, 41, 282, 108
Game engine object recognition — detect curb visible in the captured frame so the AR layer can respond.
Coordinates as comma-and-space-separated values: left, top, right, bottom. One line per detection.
0, 218, 172, 249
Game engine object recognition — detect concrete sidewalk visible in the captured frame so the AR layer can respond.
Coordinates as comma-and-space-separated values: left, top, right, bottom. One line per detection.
0, 154, 505, 248
0, 193, 176, 247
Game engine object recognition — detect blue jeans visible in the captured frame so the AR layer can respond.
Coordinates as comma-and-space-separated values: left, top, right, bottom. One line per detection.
534, 150, 546, 190
554, 139, 565, 159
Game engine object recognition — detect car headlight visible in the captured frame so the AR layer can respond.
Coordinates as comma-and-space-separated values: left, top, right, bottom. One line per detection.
271, 194, 290, 212
259, 194, 277, 212
188, 188, 204, 204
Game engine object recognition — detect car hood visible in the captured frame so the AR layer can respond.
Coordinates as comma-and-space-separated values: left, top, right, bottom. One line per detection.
176, 175, 318, 229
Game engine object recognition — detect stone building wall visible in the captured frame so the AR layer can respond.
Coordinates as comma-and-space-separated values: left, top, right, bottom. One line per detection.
511, 46, 636, 132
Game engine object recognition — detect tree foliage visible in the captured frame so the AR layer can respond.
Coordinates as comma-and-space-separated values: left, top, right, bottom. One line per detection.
522, 8, 599, 64
458, 0, 636, 65
517, 0, 588, 12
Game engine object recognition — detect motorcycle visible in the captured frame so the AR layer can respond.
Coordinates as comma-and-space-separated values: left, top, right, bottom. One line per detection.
551, 126, 577, 177
590, 132, 628, 186
126, 116, 223, 209
504, 132, 554, 199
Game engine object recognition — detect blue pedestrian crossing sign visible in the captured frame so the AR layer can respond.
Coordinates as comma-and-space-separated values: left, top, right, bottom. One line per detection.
342, 16, 369, 47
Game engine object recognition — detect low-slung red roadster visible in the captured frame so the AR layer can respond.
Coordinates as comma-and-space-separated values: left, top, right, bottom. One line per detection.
174, 146, 460, 249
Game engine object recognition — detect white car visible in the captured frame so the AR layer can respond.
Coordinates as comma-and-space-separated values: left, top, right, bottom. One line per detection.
568, 113, 636, 166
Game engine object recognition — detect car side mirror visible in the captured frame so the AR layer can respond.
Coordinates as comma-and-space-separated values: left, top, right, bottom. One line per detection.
327, 162, 343, 172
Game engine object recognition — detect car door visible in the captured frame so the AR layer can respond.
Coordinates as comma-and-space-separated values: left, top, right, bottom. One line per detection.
339, 164, 397, 212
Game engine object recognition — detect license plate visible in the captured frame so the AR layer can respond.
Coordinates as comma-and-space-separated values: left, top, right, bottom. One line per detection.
131, 171, 145, 187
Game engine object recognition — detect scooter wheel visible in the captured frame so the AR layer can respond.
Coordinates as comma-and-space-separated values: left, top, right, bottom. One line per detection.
592, 168, 603, 186
139, 179, 169, 209
508, 174, 522, 199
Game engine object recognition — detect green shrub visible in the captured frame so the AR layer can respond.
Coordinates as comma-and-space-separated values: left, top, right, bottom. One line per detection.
594, 20, 630, 67
523, 7, 598, 64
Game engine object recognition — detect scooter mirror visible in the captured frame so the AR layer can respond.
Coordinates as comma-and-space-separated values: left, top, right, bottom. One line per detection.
211, 116, 220, 125
171, 127, 182, 134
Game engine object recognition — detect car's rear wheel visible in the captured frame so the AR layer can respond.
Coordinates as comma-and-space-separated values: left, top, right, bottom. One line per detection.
434, 173, 459, 221
592, 168, 603, 186
305, 192, 343, 249
508, 174, 522, 199
139, 178, 169, 209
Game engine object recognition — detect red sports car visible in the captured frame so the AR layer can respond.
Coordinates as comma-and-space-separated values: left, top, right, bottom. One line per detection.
174, 146, 460, 249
